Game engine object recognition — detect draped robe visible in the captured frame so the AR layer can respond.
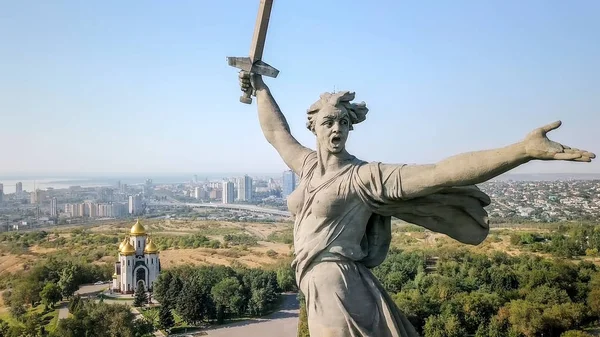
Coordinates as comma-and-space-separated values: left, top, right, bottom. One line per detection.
288, 151, 490, 337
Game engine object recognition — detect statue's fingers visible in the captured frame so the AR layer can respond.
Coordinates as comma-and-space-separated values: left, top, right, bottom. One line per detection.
553, 152, 582, 160
577, 150, 595, 158
541, 120, 562, 133
573, 156, 592, 162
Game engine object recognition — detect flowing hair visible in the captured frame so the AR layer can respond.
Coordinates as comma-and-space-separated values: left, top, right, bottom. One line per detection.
306, 91, 369, 131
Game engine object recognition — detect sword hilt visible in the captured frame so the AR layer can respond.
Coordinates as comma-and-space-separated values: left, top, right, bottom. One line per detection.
240, 87, 253, 104
227, 57, 279, 105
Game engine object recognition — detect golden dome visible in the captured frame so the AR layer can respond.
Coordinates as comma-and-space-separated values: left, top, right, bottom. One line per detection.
112, 273, 117, 279
130, 219, 146, 236
118, 237, 128, 251
120, 241, 136, 256
144, 239, 159, 254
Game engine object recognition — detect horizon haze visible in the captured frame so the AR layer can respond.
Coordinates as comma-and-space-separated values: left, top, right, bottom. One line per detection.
1, 0, 598, 175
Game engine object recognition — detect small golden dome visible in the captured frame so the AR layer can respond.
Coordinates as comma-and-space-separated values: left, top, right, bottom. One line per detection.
130, 219, 146, 236
118, 237, 128, 250
112, 273, 117, 279
120, 241, 136, 256
144, 239, 159, 254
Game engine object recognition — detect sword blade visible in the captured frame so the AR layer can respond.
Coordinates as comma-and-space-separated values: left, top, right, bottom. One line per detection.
248, 0, 274, 62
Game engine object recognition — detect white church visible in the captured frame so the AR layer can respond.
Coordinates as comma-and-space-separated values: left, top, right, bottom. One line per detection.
112, 219, 161, 293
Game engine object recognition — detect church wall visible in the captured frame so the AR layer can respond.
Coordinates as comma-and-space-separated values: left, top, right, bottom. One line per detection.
131, 235, 147, 256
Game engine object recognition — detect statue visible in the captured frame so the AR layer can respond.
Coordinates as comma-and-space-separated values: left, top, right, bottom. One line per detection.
238, 71, 595, 336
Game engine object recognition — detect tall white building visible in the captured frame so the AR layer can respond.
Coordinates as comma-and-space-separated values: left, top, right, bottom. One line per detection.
129, 194, 143, 215
113, 219, 160, 293
236, 175, 253, 202
15, 182, 22, 197
50, 198, 58, 217
282, 170, 296, 198
222, 181, 235, 204
86, 202, 97, 218
194, 187, 201, 199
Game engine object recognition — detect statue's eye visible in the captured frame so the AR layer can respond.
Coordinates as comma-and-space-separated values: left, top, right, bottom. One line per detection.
341, 119, 348, 125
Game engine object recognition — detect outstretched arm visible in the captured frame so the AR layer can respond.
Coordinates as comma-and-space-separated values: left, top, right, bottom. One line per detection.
365, 121, 596, 199
400, 142, 530, 198
240, 72, 312, 175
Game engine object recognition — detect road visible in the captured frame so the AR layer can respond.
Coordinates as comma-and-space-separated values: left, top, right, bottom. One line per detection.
64, 285, 300, 337
202, 293, 299, 337
151, 201, 291, 217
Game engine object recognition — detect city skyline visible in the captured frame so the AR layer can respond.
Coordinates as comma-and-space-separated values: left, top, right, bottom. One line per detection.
1, 1, 598, 175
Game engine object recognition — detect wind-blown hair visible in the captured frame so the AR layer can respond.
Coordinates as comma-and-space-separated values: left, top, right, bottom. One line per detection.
306, 91, 369, 131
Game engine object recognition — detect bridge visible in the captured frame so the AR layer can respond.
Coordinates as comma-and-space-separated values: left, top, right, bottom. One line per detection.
151, 201, 292, 217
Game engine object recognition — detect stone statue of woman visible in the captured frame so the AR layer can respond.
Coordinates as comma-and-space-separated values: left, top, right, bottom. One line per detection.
238, 71, 595, 337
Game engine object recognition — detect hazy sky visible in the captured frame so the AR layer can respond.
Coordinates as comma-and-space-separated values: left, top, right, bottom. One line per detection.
1, 0, 598, 175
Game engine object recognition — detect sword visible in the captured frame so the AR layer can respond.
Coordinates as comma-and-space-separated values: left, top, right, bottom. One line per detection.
227, 0, 279, 104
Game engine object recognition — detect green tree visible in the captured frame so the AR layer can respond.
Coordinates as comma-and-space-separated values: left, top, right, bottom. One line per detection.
561, 331, 594, 337
0, 319, 9, 337
9, 302, 27, 322
297, 293, 310, 337
58, 265, 79, 299
54, 300, 155, 337
158, 305, 175, 331
276, 265, 297, 292
176, 278, 207, 325
40, 282, 62, 309
211, 277, 243, 323
152, 272, 172, 307
22, 312, 45, 337
133, 281, 148, 307
587, 272, 600, 320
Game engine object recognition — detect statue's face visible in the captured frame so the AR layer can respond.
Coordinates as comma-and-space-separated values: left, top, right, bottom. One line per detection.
314, 105, 351, 154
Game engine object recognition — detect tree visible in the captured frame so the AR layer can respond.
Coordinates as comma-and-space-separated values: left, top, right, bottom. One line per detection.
133, 281, 148, 307
211, 277, 243, 323
158, 305, 175, 331
58, 265, 79, 299
9, 302, 27, 322
176, 278, 207, 325
588, 272, 600, 320
276, 265, 297, 292
152, 272, 172, 307
561, 331, 594, 337
40, 282, 62, 309
54, 300, 155, 337
423, 313, 466, 337
0, 319, 9, 337
22, 312, 45, 337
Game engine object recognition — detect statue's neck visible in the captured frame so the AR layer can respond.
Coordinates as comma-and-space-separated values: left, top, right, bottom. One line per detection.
315, 145, 353, 176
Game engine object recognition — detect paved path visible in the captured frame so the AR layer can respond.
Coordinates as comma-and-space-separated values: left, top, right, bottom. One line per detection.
57, 303, 69, 319
202, 293, 299, 337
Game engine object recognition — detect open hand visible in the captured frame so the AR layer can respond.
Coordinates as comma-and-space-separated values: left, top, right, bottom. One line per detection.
524, 121, 595, 162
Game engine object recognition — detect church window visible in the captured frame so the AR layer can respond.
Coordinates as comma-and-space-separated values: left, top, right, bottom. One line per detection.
138, 240, 140, 247
127, 260, 130, 266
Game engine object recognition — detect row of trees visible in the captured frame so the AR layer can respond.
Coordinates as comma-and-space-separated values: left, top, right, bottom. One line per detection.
2, 257, 111, 321
367, 248, 600, 337
153, 264, 296, 326
510, 224, 600, 258
55, 298, 154, 337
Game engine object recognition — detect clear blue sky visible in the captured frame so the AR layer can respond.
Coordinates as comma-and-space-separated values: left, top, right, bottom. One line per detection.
1, 0, 598, 175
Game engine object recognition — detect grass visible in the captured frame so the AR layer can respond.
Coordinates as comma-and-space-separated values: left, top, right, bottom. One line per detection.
0, 304, 58, 331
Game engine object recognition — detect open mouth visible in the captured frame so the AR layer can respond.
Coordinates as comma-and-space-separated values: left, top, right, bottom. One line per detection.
331, 136, 341, 145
